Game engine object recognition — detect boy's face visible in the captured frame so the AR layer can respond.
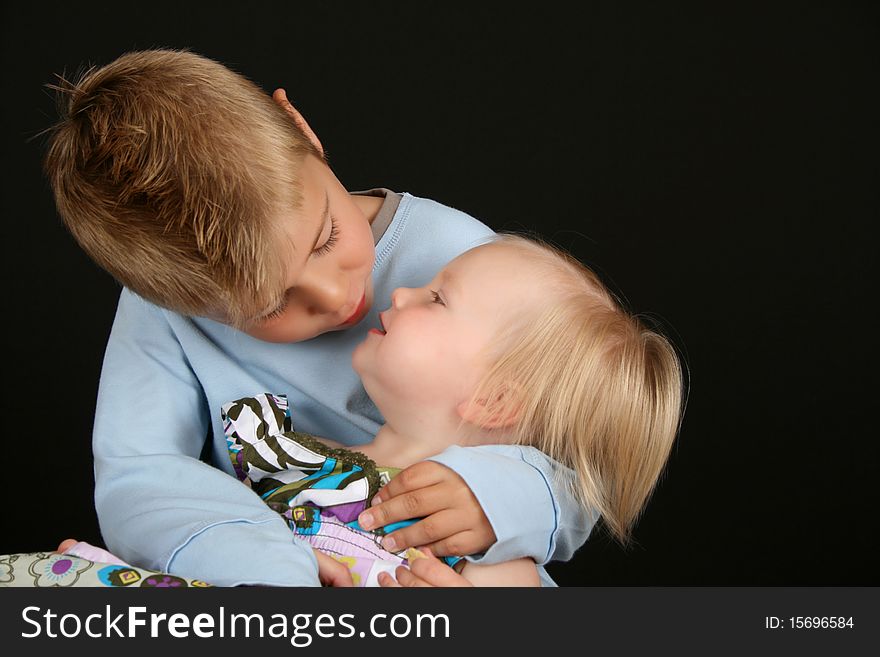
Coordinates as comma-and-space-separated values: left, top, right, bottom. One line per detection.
352, 244, 545, 418
241, 154, 376, 342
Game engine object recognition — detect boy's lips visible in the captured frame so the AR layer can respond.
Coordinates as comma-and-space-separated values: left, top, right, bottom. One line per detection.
340, 292, 367, 327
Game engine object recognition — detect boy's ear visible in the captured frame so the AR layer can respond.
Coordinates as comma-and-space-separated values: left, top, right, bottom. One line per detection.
272, 88, 325, 156
456, 384, 522, 430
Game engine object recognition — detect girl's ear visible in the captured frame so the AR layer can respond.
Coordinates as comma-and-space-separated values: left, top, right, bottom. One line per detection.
456, 384, 522, 430
272, 88, 325, 156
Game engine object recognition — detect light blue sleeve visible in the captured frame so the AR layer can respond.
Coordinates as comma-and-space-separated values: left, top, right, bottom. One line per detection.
92, 291, 320, 587
428, 445, 594, 566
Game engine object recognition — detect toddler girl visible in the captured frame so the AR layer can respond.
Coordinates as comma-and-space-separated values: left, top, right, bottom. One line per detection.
221, 234, 684, 586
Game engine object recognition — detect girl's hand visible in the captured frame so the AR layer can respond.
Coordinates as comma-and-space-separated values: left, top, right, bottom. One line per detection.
357, 461, 496, 557
313, 549, 354, 587
378, 548, 472, 588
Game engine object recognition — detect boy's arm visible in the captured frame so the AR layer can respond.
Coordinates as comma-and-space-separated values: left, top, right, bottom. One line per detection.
432, 445, 594, 565
459, 558, 541, 587
379, 549, 541, 587
93, 290, 320, 587
365, 445, 594, 565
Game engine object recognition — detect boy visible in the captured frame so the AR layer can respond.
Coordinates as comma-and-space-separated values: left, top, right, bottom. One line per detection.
43, 49, 592, 586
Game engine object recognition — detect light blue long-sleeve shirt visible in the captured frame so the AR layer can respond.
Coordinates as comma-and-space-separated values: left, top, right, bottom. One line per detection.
93, 192, 594, 586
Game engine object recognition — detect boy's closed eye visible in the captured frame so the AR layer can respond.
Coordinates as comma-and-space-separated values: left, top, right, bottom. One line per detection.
259, 210, 341, 322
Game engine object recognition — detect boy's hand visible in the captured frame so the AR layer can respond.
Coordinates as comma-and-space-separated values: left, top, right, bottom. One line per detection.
378, 547, 472, 588
357, 461, 496, 557
313, 549, 354, 587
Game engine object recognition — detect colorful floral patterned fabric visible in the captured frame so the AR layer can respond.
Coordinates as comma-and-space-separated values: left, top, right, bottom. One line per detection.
0, 551, 212, 588
0, 392, 463, 588
222, 393, 462, 587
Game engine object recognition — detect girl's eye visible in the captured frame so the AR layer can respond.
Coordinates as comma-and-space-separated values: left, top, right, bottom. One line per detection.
313, 217, 340, 256
430, 290, 446, 306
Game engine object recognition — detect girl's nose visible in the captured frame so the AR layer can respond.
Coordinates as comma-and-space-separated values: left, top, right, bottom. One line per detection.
391, 287, 416, 309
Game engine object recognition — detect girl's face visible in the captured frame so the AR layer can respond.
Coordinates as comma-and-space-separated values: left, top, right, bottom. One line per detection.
352, 243, 544, 417
241, 154, 376, 343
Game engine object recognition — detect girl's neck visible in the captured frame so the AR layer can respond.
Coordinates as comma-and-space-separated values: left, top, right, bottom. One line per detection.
354, 424, 450, 469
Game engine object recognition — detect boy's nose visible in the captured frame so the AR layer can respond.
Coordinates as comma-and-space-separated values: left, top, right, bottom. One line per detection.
300, 271, 348, 314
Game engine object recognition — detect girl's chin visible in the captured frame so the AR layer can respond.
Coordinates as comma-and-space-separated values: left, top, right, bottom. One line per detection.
350, 343, 369, 371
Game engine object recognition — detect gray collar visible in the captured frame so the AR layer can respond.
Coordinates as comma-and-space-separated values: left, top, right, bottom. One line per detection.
351, 188, 402, 243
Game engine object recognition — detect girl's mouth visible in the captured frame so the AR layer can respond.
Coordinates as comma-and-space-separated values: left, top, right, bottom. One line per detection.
370, 313, 388, 336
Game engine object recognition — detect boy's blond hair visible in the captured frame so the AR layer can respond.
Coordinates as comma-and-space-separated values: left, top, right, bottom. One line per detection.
470, 235, 684, 545
43, 49, 321, 327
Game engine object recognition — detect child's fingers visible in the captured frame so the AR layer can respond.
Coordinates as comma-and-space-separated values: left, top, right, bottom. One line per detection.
423, 529, 480, 559
56, 538, 78, 553
362, 492, 428, 535
377, 571, 401, 588
380, 509, 462, 553
327, 564, 354, 588
392, 565, 432, 588
361, 485, 450, 535
409, 549, 472, 587
366, 461, 447, 510
313, 550, 354, 587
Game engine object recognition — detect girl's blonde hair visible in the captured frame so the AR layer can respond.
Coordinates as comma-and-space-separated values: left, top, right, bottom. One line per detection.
43, 49, 321, 327
471, 234, 684, 545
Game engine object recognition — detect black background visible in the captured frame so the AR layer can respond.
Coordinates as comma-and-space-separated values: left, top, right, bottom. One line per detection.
2, 2, 877, 585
